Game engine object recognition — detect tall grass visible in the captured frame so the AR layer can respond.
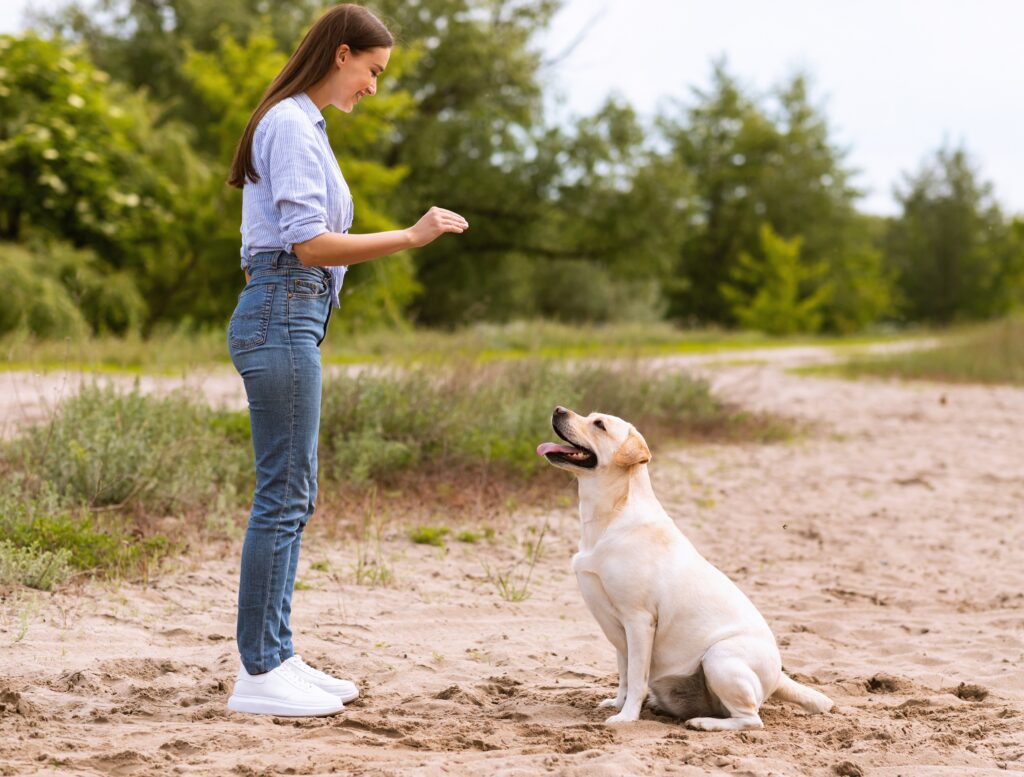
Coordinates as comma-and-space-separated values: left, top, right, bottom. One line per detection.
0, 384, 252, 588
9, 383, 251, 513
318, 359, 792, 487
836, 318, 1024, 385
0, 478, 166, 588
0, 359, 794, 587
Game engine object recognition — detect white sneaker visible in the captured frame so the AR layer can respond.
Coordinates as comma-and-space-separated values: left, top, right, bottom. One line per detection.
284, 655, 360, 703
227, 662, 344, 716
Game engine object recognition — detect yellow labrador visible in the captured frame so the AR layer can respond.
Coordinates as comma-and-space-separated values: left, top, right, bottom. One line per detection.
537, 406, 832, 730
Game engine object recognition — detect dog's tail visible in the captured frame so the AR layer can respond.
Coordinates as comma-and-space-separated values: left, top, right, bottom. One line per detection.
771, 673, 833, 714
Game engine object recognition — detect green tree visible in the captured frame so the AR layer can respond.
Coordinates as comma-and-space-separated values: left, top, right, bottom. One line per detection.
816, 213, 893, 333
32, 0, 322, 142
661, 63, 872, 327
721, 223, 830, 335
38, 0, 556, 328
0, 35, 199, 252
886, 145, 1021, 322
531, 99, 691, 322
368, 0, 564, 325
0, 34, 211, 332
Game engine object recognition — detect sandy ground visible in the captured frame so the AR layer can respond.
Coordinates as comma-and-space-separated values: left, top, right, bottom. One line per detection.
1, 348, 1023, 776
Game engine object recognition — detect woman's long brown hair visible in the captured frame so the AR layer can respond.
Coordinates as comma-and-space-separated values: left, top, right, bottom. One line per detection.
228, 4, 393, 188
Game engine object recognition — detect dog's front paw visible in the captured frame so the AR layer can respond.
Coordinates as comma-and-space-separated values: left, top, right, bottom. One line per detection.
598, 697, 623, 710
604, 711, 638, 724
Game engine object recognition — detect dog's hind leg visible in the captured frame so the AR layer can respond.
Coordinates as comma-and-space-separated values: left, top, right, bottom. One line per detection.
685, 643, 765, 731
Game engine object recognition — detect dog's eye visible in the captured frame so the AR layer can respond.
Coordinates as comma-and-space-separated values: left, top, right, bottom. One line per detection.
593, 419, 606, 431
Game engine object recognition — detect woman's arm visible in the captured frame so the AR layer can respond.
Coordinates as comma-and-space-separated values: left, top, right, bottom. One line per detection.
294, 206, 468, 267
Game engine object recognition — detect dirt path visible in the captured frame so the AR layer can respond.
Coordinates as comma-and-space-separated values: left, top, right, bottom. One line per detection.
1, 351, 1022, 776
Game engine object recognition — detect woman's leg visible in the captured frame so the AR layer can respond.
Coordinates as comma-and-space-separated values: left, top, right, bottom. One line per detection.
278, 437, 318, 664
230, 276, 325, 676
276, 286, 329, 664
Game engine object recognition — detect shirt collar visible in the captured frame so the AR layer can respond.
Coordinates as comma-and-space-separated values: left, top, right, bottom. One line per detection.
292, 92, 326, 129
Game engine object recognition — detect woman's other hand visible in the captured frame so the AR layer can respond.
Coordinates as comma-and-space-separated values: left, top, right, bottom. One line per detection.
406, 206, 469, 248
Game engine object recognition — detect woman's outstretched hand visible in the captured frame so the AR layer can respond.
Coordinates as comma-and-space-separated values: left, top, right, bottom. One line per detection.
406, 206, 469, 248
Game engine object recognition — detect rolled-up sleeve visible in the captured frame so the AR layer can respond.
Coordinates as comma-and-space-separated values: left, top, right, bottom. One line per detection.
260, 114, 330, 253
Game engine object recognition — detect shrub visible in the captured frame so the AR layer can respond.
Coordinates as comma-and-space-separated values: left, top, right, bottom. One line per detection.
0, 243, 89, 339
0, 478, 166, 582
318, 359, 791, 486
8, 383, 250, 514
0, 541, 71, 591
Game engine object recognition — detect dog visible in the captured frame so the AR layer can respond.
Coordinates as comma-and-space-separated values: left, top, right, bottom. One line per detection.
537, 406, 832, 730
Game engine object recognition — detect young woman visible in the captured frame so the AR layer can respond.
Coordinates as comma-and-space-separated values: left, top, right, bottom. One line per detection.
224, 4, 468, 717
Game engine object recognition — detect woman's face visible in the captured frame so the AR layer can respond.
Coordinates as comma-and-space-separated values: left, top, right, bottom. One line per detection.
330, 45, 391, 113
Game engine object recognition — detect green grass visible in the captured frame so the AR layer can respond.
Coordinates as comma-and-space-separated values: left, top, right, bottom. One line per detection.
318, 358, 794, 488
0, 328, 232, 374
7, 383, 251, 513
0, 540, 71, 591
409, 525, 450, 547
822, 318, 1024, 385
482, 518, 550, 602
0, 346, 799, 587
0, 320, 916, 373
0, 480, 169, 588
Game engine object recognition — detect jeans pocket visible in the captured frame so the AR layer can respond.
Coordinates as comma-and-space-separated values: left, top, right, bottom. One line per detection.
229, 283, 276, 352
291, 273, 330, 299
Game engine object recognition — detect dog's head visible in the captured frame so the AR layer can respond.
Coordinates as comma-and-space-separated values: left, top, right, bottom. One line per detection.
536, 405, 651, 476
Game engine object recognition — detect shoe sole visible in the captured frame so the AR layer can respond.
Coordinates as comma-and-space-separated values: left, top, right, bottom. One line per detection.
332, 689, 359, 704
227, 694, 344, 716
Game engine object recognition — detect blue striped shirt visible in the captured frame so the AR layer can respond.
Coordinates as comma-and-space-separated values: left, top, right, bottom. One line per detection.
240, 91, 352, 308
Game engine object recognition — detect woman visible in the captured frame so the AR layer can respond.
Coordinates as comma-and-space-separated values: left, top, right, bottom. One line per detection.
224, 4, 468, 717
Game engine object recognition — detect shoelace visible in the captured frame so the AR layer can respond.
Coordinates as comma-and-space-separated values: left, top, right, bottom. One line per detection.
280, 663, 318, 692
291, 656, 332, 681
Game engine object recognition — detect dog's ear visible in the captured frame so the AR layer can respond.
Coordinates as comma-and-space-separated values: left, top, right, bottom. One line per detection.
613, 431, 651, 468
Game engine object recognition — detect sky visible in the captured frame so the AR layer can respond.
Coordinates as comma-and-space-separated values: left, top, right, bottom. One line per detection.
2, 0, 1022, 215
539, 0, 1024, 215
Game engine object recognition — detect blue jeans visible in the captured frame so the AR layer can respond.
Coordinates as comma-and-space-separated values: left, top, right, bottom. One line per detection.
228, 250, 332, 675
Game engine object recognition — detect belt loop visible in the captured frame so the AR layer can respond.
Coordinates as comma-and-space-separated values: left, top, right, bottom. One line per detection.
271, 249, 284, 269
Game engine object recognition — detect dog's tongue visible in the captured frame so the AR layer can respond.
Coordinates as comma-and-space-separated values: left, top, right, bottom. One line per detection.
537, 442, 577, 457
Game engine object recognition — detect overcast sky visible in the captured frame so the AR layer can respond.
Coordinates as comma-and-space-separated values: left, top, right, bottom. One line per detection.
3, 0, 1022, 215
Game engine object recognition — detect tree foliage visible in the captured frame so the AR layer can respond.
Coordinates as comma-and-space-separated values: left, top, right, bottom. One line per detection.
886, 145, 1022, 323
721, 223, 830, 335
5, 3, 1023, 337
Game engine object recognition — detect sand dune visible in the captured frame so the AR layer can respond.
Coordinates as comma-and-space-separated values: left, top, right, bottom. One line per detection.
1, 353, 1022, 775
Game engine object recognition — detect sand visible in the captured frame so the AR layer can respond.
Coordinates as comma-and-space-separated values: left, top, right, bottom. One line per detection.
1, 348, 1022, 776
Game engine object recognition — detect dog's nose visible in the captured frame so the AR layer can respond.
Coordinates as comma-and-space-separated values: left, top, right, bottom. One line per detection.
554, 406, 568, 417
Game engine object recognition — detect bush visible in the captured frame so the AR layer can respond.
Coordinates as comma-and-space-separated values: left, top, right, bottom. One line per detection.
0, 243, 89, 338
532, 260, 666, 323
0, 478, 165, 583
0, 240, 148, 337
45, 240, 147, 335
8, 383, 250, 514
0, 541, 71, 591
319, 360, 791, 485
